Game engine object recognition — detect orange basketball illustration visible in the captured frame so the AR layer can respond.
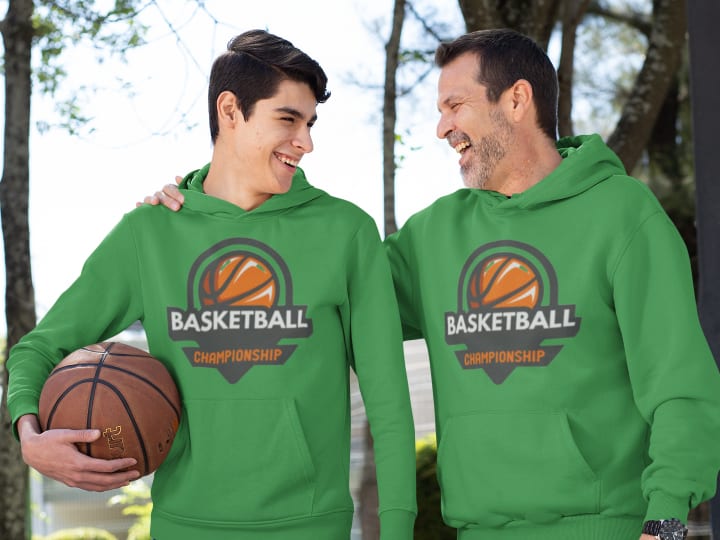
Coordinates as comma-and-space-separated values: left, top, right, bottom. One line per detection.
468, 255, 539, 309
200, 252, 277, 308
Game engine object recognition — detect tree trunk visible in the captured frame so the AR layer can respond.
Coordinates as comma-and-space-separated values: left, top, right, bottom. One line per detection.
606, 0, 687, 173
458, 0, 561, 49
361, 5, 406, 537
382, 0, 405, 238
557, 0, 592, 138
0, 1, 36, 539
359, 424, 379, 540
647, 77, 682, 190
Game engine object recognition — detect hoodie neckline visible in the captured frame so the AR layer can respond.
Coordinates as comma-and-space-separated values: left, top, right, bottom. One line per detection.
179, 164, 326, 219
471, 134, 626, 211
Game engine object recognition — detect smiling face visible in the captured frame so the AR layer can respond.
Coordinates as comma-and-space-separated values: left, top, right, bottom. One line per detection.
220, 78, 317, 201
436, 52, 514, 191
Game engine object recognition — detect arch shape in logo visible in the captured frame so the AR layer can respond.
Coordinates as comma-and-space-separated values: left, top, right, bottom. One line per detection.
445, 241, 581, 384
167, 238, 313, 383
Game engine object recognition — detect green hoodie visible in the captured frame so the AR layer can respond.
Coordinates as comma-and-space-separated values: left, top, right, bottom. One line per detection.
385, 134, 720, 539
8, 166, 417, 539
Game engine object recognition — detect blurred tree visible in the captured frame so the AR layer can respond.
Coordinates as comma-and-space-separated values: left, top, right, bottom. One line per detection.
1, 2, 147, 538
0, 5, 35, 539
359, 2, 407, 536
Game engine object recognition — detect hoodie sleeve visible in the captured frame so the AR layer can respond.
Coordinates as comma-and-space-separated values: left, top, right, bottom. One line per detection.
612, 210, 720, 522
384, 222, 424, 341
7, 214, 144, 435
344, 217, 417, 539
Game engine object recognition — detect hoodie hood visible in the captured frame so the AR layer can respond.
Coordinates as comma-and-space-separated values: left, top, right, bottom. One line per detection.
478, 133, 627, 210
178, 164, 326, 218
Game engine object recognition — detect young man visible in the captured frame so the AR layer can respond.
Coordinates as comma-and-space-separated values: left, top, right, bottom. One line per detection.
7, 30, 417, 540
148, 29, 720, 540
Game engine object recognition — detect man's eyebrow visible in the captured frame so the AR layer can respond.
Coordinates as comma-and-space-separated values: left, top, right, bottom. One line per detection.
275, 106, 317, 123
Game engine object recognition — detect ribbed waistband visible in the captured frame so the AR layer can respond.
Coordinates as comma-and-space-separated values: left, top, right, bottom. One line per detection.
457, 515, 642, 540
151, 509, 353, 540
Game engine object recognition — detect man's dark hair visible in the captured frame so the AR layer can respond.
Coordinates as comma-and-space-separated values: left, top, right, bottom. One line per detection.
208, 29, 331, 142
435, 28, 558, 141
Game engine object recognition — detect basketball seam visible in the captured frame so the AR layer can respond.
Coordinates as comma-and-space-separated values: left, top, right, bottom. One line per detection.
221, 276, 274, 306
40, 342, 179, 478
479, 257, 512, 305
47, 378, 155, 476
483, 278, 539, 308
48, 362, 181, 419
216, 255, 246, 298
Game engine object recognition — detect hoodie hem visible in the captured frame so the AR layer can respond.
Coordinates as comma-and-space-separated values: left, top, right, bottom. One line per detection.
457, 515, 641, 540
151, 509, 353, 540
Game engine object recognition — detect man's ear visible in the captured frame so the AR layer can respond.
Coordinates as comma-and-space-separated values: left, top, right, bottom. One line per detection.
217, 91, 239, 126
504, 79, 533, 122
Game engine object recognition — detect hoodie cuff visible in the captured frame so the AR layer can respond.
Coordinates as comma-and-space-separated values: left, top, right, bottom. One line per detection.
645, 491, 691, 523
379, 509, 416, 540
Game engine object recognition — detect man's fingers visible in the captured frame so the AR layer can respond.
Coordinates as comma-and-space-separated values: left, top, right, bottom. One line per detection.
138, 194, 160, 206
90, 457, 139, 474
157, 189, 180, 210
65, 468, 140, 491
54, 428, 100, 443
164, 184, 183, 199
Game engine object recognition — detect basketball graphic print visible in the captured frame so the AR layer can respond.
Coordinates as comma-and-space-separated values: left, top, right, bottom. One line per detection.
169, 238, 313, 383
200, 252, 277, 308
468, 255, 540, 309
447, 241, 581, 384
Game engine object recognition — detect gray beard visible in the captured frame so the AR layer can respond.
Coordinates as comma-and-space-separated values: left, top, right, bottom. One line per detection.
461, 110, 512, 190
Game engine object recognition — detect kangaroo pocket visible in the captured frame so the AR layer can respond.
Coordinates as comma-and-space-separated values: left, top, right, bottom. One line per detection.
437, 410, 599, 527
166, 398, 317, 523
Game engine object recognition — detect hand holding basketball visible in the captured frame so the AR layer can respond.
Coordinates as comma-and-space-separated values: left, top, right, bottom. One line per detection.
38, 342, 182, 479
17, 413, 141, 492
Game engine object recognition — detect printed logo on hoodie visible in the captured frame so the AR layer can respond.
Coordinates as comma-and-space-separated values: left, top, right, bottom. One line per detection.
167, 238, 313, 383
445, 240, 580, 384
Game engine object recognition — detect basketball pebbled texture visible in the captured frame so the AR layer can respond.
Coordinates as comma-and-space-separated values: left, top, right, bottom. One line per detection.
38, 342, 182, 477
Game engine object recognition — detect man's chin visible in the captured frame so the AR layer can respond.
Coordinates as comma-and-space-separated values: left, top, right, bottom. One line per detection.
461, 172, 481, 190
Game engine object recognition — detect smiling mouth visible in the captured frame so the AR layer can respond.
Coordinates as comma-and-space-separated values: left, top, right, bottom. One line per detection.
276, 153, 299, 168
454, 141, 470, 154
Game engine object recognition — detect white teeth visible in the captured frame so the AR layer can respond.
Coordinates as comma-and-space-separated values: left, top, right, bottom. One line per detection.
454, 141, 470, 154
278, 155, 299, 167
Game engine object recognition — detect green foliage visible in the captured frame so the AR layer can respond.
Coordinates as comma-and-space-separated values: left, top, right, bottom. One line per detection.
34, 527, 118, 540
108, 478, 152, 540
31, 0, 149, 133
414, 434, 455, 540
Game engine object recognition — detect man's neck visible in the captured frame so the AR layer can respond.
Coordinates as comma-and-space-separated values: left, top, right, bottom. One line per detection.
203, 160, 271, 211
493, 137, 561, 196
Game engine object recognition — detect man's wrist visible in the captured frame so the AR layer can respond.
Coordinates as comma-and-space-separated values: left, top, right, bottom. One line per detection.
641, 518, 688, 539
16, 414, 41, 441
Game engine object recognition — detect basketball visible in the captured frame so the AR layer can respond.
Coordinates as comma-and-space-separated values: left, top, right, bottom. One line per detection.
38, 342, 181, 477
200, 251, 277, 308
468, 255, 540, 309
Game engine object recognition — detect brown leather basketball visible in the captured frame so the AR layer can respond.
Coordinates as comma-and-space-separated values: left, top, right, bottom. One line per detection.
38, 341, 181, 477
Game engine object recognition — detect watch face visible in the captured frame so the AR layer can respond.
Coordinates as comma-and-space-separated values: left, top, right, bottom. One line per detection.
659, 519, 688, 540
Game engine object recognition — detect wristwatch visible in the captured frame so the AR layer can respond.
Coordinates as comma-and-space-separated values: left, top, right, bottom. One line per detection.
642, 518, 688, 539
